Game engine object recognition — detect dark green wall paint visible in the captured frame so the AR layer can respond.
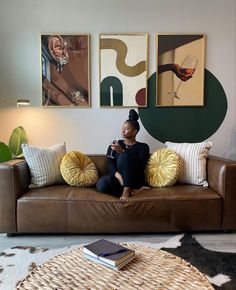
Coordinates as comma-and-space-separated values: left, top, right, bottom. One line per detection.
138, 69, 227, 143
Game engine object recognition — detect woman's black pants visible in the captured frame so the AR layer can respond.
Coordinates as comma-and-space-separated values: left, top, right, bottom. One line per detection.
96, 150, 145, 197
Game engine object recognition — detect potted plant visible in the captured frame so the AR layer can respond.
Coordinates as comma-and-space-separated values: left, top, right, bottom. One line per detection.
0, 126, 28, 162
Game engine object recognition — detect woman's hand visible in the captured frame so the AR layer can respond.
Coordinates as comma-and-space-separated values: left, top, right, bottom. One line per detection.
111, 142, 124, 154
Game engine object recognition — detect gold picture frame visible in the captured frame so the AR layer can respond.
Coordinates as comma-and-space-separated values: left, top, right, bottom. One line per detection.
41, 34, 90, 107
156, 33, 205, 107
99, 33, 148, 107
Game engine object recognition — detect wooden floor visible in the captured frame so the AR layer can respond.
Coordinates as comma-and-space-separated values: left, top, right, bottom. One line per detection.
0, 232, 236, 252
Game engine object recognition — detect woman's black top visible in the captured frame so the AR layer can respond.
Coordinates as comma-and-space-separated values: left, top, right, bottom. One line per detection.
106, 140, 150, 177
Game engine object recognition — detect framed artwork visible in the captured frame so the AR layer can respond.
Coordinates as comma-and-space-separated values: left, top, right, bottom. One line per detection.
99, 33, 148, 107
156, 34, 205, 107
41, 34, 90, 107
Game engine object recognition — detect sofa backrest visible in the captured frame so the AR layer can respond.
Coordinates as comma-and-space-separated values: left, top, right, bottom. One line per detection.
88, 155, 108, 177
88, 154, 215, 181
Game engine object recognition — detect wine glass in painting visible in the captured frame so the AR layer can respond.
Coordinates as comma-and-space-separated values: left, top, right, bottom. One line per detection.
171, 55, 198, 99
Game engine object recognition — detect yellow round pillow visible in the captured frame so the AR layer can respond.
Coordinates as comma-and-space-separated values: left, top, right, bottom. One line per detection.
145, 148, 181, 187
60, 151, 98, 187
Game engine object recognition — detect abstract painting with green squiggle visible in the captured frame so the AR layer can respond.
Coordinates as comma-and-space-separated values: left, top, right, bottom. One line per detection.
100, 34, 148, 107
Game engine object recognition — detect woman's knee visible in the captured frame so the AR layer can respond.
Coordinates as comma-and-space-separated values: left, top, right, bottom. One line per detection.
96, 175, 114, 193
96, 175, 122, 196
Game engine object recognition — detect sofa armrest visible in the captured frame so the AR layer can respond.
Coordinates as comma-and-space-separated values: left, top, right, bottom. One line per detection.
0, 159, 30, 233
207, 155, 236, 230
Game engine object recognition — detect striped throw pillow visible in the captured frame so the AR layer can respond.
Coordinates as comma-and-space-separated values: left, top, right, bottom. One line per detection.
22, 143, 66, 188
165, 141, 212, 187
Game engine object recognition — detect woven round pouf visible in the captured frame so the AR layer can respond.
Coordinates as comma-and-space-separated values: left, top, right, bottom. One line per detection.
16, 243, 214, 290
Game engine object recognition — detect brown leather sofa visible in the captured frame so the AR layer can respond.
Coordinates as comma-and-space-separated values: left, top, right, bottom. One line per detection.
0, 155, 236, 235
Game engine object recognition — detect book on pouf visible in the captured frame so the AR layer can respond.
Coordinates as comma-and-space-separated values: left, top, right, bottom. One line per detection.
83, 239, 135, 269
84, 252, 135, 270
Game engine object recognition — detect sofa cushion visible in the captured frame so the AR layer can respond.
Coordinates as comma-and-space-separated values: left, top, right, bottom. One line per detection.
60, 151, 98, 187
145, 148, 181, 187
21, 143, 66, 188
165, 141, 212, 187
17, 184, 222, 233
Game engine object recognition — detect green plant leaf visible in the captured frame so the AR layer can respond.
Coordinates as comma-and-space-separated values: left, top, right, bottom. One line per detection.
8, 126, 28, 157
0, 142, 12, 162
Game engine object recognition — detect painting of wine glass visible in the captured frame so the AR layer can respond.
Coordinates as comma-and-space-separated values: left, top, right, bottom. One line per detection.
41, 34, 90, 107
156, 34, 205, 107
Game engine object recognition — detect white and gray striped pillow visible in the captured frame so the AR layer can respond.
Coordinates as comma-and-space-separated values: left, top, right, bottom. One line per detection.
165, 141, 212, 187
22, 143, 66, 188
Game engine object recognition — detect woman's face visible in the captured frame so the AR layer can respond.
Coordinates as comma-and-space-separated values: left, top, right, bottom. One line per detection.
121, 122, 137, 139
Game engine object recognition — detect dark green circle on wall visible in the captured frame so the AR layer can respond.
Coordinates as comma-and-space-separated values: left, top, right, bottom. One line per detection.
138, 69, 227, 143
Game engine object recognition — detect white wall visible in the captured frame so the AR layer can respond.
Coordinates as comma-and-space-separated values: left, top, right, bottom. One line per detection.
0, 0, 235, 158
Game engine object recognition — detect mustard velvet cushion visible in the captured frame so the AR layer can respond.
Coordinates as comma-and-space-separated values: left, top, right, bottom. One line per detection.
145, 148, 181, 187
60, 151, 98, 187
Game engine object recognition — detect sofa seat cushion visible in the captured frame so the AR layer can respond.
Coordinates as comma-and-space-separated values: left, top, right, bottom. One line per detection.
168, 185, 222, 201
124, 185, 222, 232
18, 184, 221, 203
169, 188, 222, 230
17, 186, 121, 233
18, 185, 74, 201
131, 185, 222, 201
17, 184, 222, 233
18, 185, 119, 202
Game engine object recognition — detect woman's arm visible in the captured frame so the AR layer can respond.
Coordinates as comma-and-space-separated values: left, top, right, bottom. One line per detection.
107, 144, 124, 185
106, 145, 117, 176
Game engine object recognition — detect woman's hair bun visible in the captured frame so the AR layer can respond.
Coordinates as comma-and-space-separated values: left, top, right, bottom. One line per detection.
128, 109, 139, 121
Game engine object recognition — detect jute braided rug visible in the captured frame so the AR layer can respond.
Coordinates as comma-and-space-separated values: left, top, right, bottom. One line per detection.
16, 243, 214, 289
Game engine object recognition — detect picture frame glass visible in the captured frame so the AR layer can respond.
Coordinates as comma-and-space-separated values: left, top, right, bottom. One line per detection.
100, 33, 148, 107
156, 34, 205, 107
41, 34, 90, 107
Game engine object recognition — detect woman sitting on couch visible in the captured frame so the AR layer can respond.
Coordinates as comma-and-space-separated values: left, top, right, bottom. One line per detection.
96, 109, 150, 201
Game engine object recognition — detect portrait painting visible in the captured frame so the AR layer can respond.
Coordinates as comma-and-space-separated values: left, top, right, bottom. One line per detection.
41, 34, 90, 107
100, 33, 148, 107
156, 34, 205, 107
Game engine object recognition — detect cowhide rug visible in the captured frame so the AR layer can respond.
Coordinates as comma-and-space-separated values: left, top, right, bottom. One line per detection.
0, 234, 235, 290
